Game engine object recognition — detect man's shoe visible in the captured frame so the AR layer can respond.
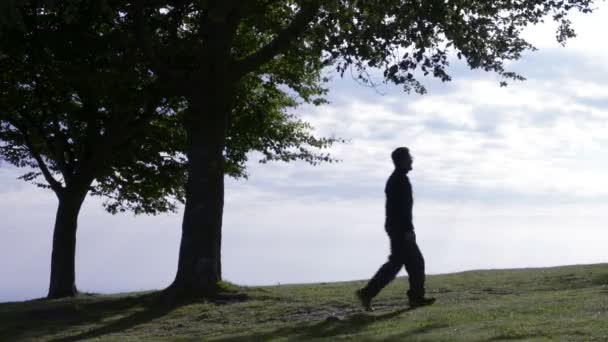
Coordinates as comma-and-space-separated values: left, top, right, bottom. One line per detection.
409, 297, 436, 308
355, 289, 374, 312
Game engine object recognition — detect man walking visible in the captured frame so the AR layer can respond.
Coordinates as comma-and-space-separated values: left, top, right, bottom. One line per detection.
356, 147, 435, 311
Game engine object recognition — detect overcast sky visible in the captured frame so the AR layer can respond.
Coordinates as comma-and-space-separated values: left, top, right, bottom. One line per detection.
2, 5, 608, 303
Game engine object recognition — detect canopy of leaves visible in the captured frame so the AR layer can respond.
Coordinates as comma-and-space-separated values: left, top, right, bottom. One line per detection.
118, 0, 594, 94
0, 0, 188, 214
117, 0, 595, 173
0, 0, 342, 214
239, 0, 595, 93
117, 0, 595, 150
2, 0, 595, 214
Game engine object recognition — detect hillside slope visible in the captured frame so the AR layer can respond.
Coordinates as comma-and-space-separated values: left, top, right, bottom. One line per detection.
1, 263, 607, 341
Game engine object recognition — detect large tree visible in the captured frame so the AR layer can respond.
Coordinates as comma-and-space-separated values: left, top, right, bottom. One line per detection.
0, 0, 337, 298
124, 0, 596, 301
0, 1, 187, 298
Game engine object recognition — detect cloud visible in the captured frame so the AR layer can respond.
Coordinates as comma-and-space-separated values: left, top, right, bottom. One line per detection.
287, 59, 608, 201
0, 166, 28, 193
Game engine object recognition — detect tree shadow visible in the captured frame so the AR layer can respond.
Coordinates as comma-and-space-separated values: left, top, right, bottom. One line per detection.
1, 289, 254, 341
48, 302, 173, 342
213, 307, 413, 341
378, 322, 449, 341
47, 290, 239, 342
486, 331, 559, 341
591, 272, 608, 287
0, 292, 167, 341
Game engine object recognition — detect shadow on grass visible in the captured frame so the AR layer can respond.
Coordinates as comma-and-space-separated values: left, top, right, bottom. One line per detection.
49, 294, 174, 342
0, 292, 167, 341
213, 307, 413, 341
379, 322, 449, 341
591, 273, 608, 287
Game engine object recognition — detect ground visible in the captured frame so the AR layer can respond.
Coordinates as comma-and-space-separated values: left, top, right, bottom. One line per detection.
1, 263, 607, 341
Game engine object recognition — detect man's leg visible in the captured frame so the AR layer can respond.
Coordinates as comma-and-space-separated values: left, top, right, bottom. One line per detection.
403, 233, 434, 306
403, 238, 425, 300
357, 236, 405, 311
362, 253, 403, 299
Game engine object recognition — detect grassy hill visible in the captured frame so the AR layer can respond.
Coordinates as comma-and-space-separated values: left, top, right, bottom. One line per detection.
1, 263, 607, 341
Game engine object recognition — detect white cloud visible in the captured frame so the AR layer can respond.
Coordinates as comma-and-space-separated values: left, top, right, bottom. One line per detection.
302, 62, 608, 197
524, 4, 608, 61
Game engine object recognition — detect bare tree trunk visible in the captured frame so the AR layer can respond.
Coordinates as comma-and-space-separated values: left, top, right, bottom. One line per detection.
165, 88, 232, 300
47, 189, 88, 299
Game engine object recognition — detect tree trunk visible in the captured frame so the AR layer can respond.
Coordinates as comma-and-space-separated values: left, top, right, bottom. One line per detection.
165, 89, 232, 300
166, 103, 228, 299
47, 189, 88, 299
163, 11, 239, 301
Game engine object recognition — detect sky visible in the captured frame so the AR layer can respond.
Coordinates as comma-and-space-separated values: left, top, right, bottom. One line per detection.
2, 5, 608, 303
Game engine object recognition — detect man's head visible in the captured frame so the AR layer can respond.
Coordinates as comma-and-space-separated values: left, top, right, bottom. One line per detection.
391, 147, 412, 172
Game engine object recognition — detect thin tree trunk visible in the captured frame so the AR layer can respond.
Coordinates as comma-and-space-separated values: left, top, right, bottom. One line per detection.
47, 190, 87, 299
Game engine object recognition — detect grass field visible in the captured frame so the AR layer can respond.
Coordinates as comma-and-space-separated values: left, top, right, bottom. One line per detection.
1, 263, 607, 341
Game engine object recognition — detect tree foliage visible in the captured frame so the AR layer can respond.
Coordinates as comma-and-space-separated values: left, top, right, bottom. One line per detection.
268, 0, 594, 93
126, 0, 596, 115
0, 0, 185, 214
0, 0, 341, 214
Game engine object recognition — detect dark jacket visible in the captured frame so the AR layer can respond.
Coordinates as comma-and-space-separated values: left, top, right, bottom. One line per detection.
384, 169, 414, 234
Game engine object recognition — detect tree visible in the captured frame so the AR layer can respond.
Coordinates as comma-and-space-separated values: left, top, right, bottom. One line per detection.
0, 0, 337, 298
124, 0, 596, 301
0, 1, 187, 298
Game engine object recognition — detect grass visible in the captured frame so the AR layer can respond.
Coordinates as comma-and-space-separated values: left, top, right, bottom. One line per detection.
1, 263, 607, 341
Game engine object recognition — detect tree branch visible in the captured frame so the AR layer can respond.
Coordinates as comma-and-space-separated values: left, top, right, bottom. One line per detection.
16, 125, 64, 194
30, 74, 73, 181
234, 1, 320, 77
25, 111, 70, 181
49, 114, 73, 178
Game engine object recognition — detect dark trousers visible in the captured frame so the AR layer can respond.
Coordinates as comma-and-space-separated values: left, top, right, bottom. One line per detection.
363, 230, 426, 300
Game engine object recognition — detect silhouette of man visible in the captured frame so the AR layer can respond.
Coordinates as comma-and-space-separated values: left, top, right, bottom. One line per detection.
356, 147, 435, 310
